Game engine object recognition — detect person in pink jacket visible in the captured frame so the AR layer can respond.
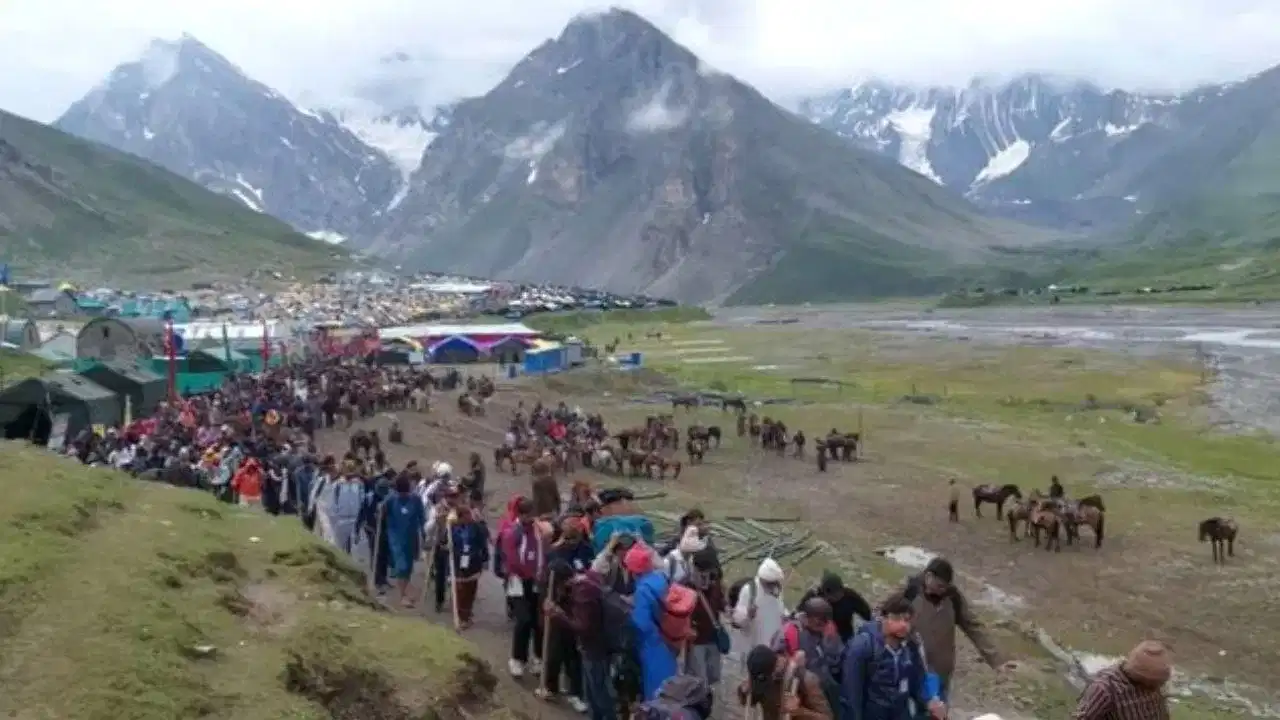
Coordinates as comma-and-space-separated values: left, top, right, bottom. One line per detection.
499, 496, 550, 677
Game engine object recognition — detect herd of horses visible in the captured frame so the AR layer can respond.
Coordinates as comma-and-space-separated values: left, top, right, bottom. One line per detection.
972, 482, 1241, 563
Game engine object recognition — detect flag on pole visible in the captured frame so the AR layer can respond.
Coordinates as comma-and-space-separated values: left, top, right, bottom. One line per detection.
221, 323, 233, 366
260, 319, 271, 367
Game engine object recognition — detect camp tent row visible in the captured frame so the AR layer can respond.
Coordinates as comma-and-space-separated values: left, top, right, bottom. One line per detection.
0, 362, 166, 446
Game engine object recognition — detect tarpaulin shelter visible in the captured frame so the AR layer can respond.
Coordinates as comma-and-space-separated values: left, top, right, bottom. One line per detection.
0, 373, 121, 443
429, 336, 481, 364
484, 336, 528, 364
77, 361, 166, 421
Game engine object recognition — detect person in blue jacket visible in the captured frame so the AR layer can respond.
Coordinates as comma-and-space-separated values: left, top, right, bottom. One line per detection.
626, 542, 678, 701
381, 473, 426, 608
841, 593, 945, 720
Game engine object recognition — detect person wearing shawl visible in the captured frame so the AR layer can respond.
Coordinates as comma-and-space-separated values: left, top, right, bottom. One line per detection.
499, 496, 549, 678
449, 504, 490, 628
381, 473, 426, 608
628, 542, 679, 701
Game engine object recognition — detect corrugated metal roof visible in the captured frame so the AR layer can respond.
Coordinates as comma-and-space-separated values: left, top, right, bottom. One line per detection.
176, 321, 284, 340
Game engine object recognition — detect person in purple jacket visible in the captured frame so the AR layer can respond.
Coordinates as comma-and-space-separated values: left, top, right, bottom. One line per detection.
499, 497, 549, 678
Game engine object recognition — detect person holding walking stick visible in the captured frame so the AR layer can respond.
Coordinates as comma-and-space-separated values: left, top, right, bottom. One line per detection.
382, 473, 427, 608
447, 503, 490, 630
428, 486, 463, 614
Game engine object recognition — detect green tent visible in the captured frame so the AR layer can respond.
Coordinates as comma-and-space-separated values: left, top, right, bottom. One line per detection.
77, 361, 166, 421
0, 372, 121, 443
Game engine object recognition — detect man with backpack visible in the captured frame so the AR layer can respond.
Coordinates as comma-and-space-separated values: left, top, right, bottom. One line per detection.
731, 558, 788, 653
545, 562, 630, 720
841, 593, 944, 720
774, 598, 844, 715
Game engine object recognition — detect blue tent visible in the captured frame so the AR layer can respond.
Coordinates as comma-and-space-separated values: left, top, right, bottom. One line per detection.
428, 335, 481, 364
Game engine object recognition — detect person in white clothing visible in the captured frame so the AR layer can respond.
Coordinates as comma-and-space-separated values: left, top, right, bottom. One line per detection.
662, 526, 706, 584
731, 558, 788, 652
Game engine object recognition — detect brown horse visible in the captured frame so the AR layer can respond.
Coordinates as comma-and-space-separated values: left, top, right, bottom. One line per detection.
1199, 517, 1239, 564
687, 424, 722, 449
1006, 498, 1035, 541
1065, 495, 1106, 548
493, 445, 517, 472
973, 484, 1022, 520
1029, 503, 1062, 552
645, 453, 682, 481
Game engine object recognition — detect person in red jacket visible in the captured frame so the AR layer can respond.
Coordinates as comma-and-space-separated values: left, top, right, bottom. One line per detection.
499, 497, 549, 678
231, 457, 263, 507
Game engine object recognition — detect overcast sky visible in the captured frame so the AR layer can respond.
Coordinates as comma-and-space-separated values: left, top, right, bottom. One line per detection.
4, 0, 1280, 122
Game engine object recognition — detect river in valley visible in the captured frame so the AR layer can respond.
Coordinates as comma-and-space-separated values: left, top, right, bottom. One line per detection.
717, 304, 1280, 436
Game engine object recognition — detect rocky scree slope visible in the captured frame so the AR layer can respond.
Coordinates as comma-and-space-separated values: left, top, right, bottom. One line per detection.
366, 9, 1054, 305
0, 107, 344, 283
55, 35, 401, 243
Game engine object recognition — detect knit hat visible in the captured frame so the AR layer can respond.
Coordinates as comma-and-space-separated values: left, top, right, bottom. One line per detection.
678, 526, 707, 554
1122, 640, 1172, 686
757, 558, 785, 583
623, 543, 655, 575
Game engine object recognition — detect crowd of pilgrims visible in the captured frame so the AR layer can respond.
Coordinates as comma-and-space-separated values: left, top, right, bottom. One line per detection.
50, 359, 1174, 720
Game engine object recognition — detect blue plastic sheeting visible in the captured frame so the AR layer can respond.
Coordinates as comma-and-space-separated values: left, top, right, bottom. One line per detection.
523, 347, 566, 375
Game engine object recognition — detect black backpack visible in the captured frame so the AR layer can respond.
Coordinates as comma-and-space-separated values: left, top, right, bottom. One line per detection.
599, 582, 638, 657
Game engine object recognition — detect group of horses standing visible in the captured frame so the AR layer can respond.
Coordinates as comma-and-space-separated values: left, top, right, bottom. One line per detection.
971, 480, 1241, 563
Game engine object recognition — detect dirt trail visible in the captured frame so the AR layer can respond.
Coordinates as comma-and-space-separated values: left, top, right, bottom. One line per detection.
315, 383, 583, 720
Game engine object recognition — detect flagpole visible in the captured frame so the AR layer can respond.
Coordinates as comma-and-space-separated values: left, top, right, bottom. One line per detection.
261, 319, 270, 369
165, 317, 177, 401
221, 323, 233, 366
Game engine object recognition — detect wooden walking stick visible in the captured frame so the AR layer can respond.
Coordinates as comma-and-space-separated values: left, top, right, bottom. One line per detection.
539, 568, 558, 694
368, 500, 385, 597
446, 512, 462, 631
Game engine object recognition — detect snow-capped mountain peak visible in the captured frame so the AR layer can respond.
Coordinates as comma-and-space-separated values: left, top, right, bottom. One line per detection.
318, 102, 454, 181
799, 74, 1187, 226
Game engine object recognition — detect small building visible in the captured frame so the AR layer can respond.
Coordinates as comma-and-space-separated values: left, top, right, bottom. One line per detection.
429, 336, 481, 364
77, 361, 167, 420
523, 340, 566, 375
26, 289, 77, 317
484, 336, 529, 364
76, 317, 167, 364
0, 372, 121, 443
1, 316, 40, 350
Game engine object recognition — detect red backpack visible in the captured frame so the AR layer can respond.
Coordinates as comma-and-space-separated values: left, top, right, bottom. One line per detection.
658, 583, 698, 648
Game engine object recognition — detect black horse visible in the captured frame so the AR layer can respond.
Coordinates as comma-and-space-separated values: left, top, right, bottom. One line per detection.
671, 394, 701, 411
973, 483, 1022, 520
687, 424, 722, 449
1199, 517, 1239, 564
721, 397, 748, 414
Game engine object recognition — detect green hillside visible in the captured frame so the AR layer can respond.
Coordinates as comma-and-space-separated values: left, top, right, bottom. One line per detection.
0, 443, 498, 719
0, 109, 348, 284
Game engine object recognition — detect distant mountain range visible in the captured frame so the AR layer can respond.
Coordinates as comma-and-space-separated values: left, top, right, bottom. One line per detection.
38, 13, 1280, 302
798, 71, 1280, 231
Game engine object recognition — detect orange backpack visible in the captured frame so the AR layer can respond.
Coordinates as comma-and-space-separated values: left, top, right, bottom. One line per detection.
659, 583, 698, 648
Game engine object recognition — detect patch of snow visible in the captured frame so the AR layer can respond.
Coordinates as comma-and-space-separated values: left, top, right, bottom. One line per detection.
280, 136, 294, 149
626, 81, 690, 134
514, 80, 525, 88
305, 230, 347, 245
1219, 258, 1254, 271
296, 106, 324, 121
229, 189, 263, 212
1049, 117, 1072, 142
139, 92, 150, 102
885, 107, 942, 184
385, 184, 411, 212
876, 545, 936, 569
234, 174, 264, 207
1104, 122, 1139, 137
527, 160, 539, 184
555, 59, 583, 74
972, 139, 1031, 186
143, 127, 155, 140
1124, 194, 1138, 202
333, 107, 437, 180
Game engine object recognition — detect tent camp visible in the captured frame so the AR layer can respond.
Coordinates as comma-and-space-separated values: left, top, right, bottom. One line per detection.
484, 336, 528, 364
0, 373, 121, 444
429, 336, 481, 364
78, 361, 166, 420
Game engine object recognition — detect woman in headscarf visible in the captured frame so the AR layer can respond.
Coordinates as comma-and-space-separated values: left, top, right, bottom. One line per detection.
231, 456, 263, 507
627, 542, 679, 701
382, 472, 427, 607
